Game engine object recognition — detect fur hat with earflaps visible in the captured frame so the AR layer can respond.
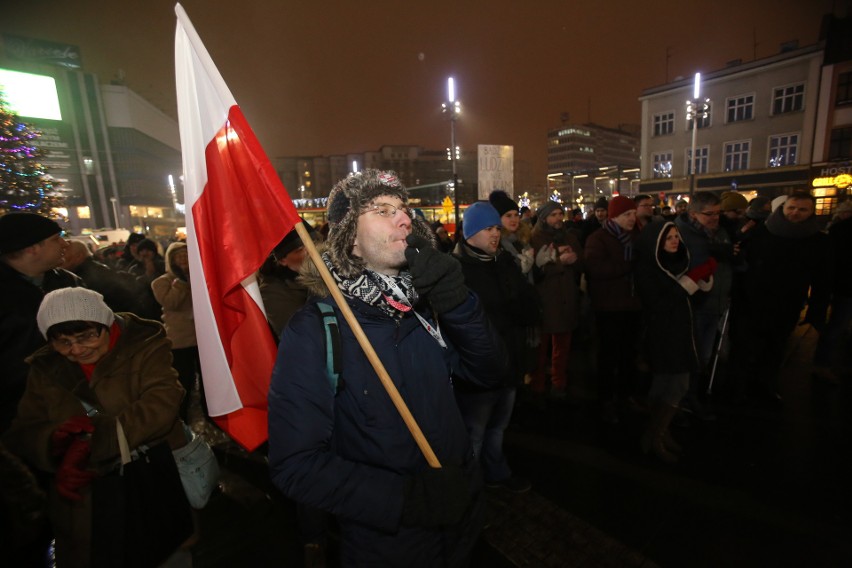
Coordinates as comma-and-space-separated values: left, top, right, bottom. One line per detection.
325, 169, 435, 279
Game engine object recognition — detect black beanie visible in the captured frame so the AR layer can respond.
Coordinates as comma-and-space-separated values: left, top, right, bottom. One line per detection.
488, 190, 519, 217
0, 213, 62, 255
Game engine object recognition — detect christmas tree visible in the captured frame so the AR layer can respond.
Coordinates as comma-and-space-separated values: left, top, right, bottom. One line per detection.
0, 90, 64, 218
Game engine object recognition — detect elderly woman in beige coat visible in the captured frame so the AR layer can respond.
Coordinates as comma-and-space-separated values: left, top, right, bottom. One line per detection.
3, 288, 188, 567
152, 242, 202, 421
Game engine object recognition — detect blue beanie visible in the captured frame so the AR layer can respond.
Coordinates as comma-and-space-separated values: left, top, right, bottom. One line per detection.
462, 201, 501, 240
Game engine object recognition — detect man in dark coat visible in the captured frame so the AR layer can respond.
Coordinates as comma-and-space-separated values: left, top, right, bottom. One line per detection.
453, 201, 539, 492
267, 170, 504, 567
675, 192, 737, 417
731, 191, 832, 400
0, 213, 80, 432
63, 241, 144, 315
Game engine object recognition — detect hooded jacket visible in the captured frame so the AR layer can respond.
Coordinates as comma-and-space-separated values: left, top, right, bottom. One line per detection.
635, 221, 709, 374
151, 242, 197, 349
268, 250, 504, 566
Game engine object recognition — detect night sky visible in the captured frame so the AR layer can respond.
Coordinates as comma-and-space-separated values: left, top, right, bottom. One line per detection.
2, 0, 836, 186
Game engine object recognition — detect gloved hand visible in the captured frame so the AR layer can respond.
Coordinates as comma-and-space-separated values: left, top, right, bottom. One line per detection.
535, 245, 556, 268
55, 438, 96, 501
518, 249, 535, 274
50, 415, 94, 456
686, 257, 718, 283
401, 465, 471, 527
405, 235, 467, 314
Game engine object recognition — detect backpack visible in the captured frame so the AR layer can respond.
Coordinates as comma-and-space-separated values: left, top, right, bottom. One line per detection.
316, 301, 344, 394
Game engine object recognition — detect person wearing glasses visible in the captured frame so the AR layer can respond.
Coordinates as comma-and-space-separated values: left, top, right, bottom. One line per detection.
268, 169, 503, 567
3, 287, 189, 567
674, 192, 738, 419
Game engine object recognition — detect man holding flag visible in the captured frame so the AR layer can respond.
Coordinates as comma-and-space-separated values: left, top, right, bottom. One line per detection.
268, 170, 504, 566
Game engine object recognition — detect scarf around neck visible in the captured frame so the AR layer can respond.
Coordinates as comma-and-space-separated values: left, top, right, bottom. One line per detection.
604, 219, 633, 260
321, 251, 418, 320
765, 207, 821, 239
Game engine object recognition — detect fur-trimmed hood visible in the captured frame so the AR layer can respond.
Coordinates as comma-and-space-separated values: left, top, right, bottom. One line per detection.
323, 169, 435, 280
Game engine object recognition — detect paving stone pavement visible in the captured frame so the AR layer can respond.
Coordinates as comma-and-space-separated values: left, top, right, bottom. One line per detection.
483, 488, 659, 568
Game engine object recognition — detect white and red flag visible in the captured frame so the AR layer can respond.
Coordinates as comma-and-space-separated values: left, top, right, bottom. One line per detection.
174, 4, 300, 451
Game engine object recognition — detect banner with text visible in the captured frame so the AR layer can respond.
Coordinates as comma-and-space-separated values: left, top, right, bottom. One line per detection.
477, 144, 513, 199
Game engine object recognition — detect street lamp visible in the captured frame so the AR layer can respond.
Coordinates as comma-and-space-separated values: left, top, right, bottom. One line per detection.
441, 77, 461, 231
686, 72, 710, 196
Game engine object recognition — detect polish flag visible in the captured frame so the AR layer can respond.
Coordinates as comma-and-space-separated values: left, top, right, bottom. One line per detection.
174, 4, 300, 451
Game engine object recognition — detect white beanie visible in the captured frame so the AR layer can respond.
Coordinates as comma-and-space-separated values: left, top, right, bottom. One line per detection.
37, 288, 115, 337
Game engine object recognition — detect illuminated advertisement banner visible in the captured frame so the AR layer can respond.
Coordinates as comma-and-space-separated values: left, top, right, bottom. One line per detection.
0, 68, 62, 120
2, 34, 82, 69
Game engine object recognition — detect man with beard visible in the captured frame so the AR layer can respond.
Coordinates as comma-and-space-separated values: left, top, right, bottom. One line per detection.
731, 191, 832, 401
529, 202, 583, 397
268, 170, 503, 567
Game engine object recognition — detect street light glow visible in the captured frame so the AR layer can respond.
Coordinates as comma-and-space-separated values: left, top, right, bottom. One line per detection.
447, 77, 455, 103
694, 73, 701, 99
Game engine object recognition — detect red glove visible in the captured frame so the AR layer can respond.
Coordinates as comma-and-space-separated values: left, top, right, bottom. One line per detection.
51, 415, 94, 456
55, 438, 96, 501
686, 257, 718, 283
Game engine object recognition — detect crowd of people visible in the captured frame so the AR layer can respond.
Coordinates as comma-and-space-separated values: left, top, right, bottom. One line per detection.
0, 170, 849, 567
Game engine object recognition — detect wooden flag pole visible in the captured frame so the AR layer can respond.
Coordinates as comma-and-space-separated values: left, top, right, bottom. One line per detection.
294, 222, 441, 468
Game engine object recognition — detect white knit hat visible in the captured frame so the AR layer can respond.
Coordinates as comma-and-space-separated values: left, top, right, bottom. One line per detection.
37, 288, 115, 337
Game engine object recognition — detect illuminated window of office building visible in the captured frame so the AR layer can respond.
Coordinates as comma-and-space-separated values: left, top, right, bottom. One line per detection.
77, 206, 91, 219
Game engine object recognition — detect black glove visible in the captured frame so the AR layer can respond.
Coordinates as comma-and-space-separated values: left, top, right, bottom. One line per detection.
401, 465, 471, 527
405, 235, 467, 313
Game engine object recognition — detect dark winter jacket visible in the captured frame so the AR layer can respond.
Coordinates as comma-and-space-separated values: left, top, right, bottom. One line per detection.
4, 313, 186, 568
268, 259, 504, 566
453, 241, 541, 388
584, 228, 641, 313
675, 215, 736, 315
530, 223, 584, 332
0, 263, 80, 432
635, 221, 708, 374
828, 216, 852, 299
72, 257, 144, 315
740, 212, 832, 329
258, 266, 309, 340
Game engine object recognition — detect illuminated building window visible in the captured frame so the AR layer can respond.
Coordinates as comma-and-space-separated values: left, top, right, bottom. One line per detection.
83, 157, 94, 175
773, 84, 804, 114
128, 206, 164, 218
836, 72, 852, 106
768, 134, 799, 167
724, 140, 750, 171
829, 127, 852, 161
653, 112, 675, 136
652, 152, 673, 178
686, 146, 709, 175
726, 94, 754, 122
77, 206, 91, 219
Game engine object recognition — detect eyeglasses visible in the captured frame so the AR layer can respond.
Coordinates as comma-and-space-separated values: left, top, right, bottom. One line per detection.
361, 202, 411, 219
697, 211, 721, 217
51, 329, 104, 352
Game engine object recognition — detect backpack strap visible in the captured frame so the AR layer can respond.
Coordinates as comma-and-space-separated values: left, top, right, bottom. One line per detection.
316, 301, 343, 394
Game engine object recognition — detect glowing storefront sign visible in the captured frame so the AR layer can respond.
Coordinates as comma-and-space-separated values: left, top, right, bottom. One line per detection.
812, 173, 852, 189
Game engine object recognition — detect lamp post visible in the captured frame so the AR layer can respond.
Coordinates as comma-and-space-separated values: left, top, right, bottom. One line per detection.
442, 77, 461, 232
109, 197, 120, 230
686, 73, 710, 197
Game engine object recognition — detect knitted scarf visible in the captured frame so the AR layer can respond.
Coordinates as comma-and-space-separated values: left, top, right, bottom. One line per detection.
321, 251, 418, 320
604, 219, 633, 260
765, 207, 821, 239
